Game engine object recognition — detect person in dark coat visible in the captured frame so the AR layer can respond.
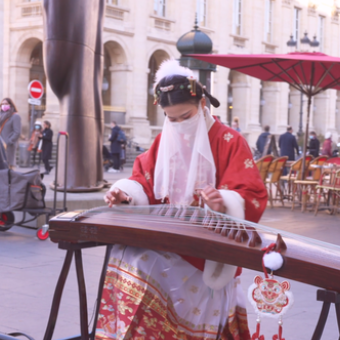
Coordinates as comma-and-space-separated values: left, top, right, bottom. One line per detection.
256, 125, 271, 155
41, 120, 53, 175
108, 121, 122, 172
279, 126, 299, 161
307, 131, 320, 158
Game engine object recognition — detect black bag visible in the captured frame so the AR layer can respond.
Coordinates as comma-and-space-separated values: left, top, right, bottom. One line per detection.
0, 169, 45, 212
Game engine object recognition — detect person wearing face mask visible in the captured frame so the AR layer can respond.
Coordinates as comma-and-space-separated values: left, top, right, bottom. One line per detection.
307, 131, 320, 158
97, 60, 267, 340
0, 97, 21, 169
28, 121, 43, 166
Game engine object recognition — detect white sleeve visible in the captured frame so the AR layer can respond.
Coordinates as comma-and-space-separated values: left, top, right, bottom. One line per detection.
202, 189, 245, 290
110, 179, 149, 206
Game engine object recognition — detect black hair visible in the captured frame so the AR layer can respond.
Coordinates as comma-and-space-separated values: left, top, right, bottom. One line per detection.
287, 126, 293, 132
264, 125, 270, 132
154, 75, 220, 108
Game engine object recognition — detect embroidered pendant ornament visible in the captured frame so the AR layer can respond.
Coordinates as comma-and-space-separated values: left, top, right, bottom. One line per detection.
248, 243, 294, 340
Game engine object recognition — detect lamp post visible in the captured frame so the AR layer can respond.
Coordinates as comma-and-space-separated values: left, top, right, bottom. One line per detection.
286, 33, 319, 137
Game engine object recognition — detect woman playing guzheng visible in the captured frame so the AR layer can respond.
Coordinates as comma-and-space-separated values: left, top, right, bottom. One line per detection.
97, 60, 267, 340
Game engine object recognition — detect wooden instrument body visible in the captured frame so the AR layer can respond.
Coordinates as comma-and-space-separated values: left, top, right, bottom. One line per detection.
48, 205, 340, 293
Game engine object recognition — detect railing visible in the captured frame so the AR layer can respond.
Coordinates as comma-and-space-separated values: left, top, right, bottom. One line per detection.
20, 2, 42, 17
105, 4, 129, 21
150, 15, 175, 31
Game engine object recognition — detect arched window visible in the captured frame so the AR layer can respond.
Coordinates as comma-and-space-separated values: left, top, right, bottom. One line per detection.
154, 0, 166, 17
197, 0, 207, 27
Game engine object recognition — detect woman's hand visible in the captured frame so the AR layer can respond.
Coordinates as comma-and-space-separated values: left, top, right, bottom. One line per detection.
104, 188, 132, 207
200, 185, 227, 214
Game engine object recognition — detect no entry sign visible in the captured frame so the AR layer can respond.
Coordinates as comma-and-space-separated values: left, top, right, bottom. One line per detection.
28, 80, 44, 100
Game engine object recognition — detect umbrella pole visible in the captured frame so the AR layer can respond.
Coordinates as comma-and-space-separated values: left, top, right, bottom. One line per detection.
302, 95, 312, 180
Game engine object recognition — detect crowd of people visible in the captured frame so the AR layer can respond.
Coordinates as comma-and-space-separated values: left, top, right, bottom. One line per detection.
0, 97, 53, 174
255, 124, 339, 161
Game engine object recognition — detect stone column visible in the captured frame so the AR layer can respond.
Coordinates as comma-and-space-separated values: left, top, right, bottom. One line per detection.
288, 87, 301, 133
9, 62, 31, 136
336, 91, 340, 139
261, 82, 280, 131
213, 67, 228, 123
127, 2, 151, 148
246, 77, 261, 148
276, 83, 289, 135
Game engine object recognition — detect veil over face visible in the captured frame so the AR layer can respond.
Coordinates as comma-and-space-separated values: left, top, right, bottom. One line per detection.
154, 104, 216, 206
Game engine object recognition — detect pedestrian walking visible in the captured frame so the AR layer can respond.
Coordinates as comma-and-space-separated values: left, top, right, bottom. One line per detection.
279, 126, 299, 161
256, 125, 271, 155
28, 120, 43, 166
321, 131, 333, 157
307, 131, 320, 158
41, 121, 53, 175
0, 97, 21, 169
231, 116, 241, 132
108, 121, 122, 173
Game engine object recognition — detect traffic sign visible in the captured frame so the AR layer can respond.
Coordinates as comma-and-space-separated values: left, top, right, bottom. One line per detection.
28, 80, 44, 99
28, 98, 41, 106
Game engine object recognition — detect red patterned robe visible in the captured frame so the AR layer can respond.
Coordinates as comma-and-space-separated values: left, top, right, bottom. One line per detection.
95, 118, 267, 340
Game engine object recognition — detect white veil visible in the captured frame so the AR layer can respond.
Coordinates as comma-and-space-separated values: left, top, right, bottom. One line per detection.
154, 105, 216, 206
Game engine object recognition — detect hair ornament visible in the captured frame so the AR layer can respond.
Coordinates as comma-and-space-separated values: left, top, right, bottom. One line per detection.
153, 93, 158, 105
160, 85, 174, 92
187, 76, 197, 96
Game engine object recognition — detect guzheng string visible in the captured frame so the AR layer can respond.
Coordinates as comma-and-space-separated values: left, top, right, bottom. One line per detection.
75, 205, 340, 253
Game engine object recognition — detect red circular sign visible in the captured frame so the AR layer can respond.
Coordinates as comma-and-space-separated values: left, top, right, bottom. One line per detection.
28, 80, 44, 99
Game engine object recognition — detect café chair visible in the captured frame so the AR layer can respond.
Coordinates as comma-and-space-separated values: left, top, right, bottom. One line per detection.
255, 155, 274, 183
265, 156, 288, 208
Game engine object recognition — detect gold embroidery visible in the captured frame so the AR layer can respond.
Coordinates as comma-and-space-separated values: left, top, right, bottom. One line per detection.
192, 307, 201, 315
244, 158, 254, 169
252, 198, 260, 209
223, 132, 234, 142
220, 184, 229, 190
145, 171, 151, 181
182, 276, 189, 283
213, 310, 220, 316
161, 272, 168, 278
190, 285, 198, 293
140, 254, 149, 261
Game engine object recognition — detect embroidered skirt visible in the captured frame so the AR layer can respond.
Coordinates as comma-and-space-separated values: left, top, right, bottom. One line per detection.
95, 245, 250, 340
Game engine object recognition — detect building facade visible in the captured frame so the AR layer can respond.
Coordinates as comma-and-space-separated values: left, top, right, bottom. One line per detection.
1, 0, 340, 148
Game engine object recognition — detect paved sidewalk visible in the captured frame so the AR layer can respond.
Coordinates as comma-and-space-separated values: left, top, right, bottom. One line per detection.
1, 166, 339, 339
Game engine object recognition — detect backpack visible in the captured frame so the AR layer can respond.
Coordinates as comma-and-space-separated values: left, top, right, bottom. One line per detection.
117, 128, 127, 144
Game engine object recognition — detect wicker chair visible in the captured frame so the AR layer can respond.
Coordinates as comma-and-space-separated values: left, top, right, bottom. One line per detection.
291, 156, 329, 212
265, 156, 288, 208
255, 155, 274, 183
314, 167, 340, 216
280, 155, 314, 201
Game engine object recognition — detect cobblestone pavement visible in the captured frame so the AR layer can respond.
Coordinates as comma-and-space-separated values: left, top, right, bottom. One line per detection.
0, 166, 339, 339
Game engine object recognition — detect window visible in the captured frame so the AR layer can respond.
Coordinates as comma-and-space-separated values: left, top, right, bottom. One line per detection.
293, 7, 301, 49
318, 16, 325, 52
197, 0, 207, 27
107, 0, 118, 4
154, 0, 166, 17
233, 0, 242, 35
264, 0, 273, 42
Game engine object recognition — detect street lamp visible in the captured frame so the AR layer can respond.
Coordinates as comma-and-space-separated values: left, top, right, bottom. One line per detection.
286, 33, 319, 137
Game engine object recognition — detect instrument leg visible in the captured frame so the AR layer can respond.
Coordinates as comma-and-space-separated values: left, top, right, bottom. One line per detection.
74, 249, 89, 340
90, 245, 113, 339
43, 250, 74, 340
311, 290, 340, 340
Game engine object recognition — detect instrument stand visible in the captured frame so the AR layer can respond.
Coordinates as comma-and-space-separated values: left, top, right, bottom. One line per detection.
312, 290, 340, 340
43, 242, 112, 340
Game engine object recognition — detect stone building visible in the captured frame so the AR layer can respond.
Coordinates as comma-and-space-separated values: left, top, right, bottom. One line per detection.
1, 0, 340, 148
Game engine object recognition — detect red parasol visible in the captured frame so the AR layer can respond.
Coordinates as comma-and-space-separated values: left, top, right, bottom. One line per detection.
189, 52, 340, 177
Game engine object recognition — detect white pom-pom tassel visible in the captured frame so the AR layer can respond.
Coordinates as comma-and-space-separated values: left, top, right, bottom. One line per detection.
263, 251, 284, 271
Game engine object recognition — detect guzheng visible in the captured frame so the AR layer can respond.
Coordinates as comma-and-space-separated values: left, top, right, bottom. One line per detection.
49, 205, 340, 292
